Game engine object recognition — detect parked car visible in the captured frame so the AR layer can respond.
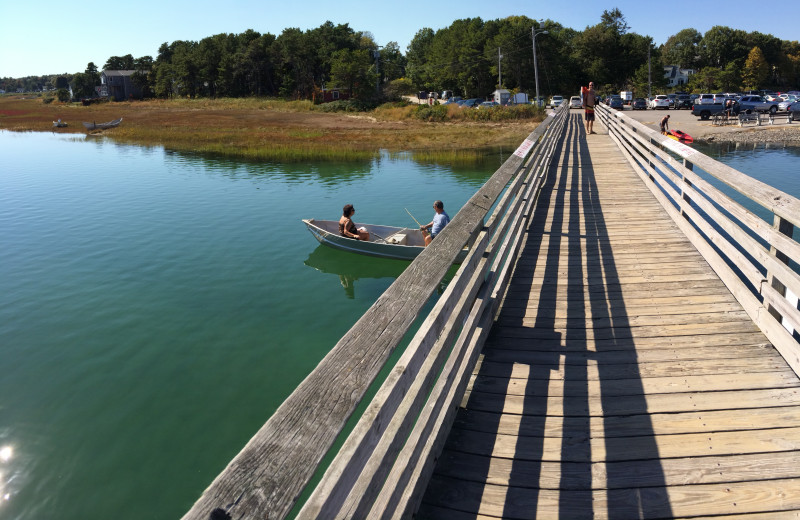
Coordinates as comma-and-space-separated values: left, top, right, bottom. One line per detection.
675, 94, 692, 109
697, 93, 716, 105
458, 98, 481, 108
738, 95, 779, 114
608, 97, 624, 109
650, 95, 670, 109
549, 95, 564, 107
667, 93, 678, 107
478, 101, 499, 109
788, 102, 800, 121
778, 98, 796, 111
632, 98, 648, 110
764, 94, 782, 102
569, 96, 582, 109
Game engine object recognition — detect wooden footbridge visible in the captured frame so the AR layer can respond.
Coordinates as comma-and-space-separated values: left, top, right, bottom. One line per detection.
185, 104, 800, 519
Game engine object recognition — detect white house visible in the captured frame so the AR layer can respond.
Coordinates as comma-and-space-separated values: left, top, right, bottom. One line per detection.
664, 65, 696, 87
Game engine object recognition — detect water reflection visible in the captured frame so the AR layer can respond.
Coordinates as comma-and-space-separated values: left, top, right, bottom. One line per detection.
304, 245, 408, 298
304, 244, 460, 298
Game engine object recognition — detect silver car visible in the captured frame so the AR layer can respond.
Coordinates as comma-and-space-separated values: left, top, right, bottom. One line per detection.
778, 96, 798, 111
738, 95, 779, 114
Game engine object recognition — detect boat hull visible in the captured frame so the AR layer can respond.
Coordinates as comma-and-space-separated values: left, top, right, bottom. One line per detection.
667, 129, 694, 143
302, 219, 467, 262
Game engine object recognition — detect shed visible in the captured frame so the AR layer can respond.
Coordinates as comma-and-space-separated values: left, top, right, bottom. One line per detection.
492, 89, 511, 105
318, 88, 350, 103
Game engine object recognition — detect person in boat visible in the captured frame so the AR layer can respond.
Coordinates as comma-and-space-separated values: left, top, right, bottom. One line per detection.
339, 204, 370, 242
660, 114, 670, 135
420, 200, 450, 246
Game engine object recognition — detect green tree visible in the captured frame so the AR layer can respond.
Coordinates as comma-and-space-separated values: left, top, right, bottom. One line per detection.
56, 88, 70, 102
329, 48, 376, 99
699, 26, 749, 68
405, 28, 436, 90
382, 77, 414, 100
104, 54, 135, 70
741, 46, 769, 90
71, 73, 95, 98
688, 67, 720, 92
660, 28, 702, 69
378, 41, 406, 84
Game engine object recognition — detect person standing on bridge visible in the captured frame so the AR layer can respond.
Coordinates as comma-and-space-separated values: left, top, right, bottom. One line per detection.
420, 200, 450, 247
582, 82, 597, 134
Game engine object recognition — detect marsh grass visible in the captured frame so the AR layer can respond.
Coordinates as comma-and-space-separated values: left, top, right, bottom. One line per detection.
1, 95, 539, 162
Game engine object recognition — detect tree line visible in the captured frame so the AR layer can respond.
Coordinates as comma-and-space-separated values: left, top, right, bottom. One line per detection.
3, 11, 799, 101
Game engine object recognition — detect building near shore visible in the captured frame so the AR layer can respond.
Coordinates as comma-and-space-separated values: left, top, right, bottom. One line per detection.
664, 65, 696, 87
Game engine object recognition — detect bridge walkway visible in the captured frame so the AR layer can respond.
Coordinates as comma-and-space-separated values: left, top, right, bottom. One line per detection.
417, 113, 800, 518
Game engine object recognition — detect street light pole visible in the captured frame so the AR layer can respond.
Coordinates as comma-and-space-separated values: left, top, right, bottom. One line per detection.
532, 24, 548, 107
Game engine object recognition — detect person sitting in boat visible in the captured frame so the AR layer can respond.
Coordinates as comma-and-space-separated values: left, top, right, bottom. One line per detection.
420, 200, 450, 246
660, 114, 670, 135
339, 204, 370, 242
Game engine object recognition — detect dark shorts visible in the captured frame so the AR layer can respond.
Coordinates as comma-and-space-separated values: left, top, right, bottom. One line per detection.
584, 108, 595, 121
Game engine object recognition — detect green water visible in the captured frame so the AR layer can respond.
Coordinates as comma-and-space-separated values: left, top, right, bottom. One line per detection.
0, 131, 507, 519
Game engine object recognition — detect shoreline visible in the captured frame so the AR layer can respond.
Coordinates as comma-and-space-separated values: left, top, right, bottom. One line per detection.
617, 106, 800, 147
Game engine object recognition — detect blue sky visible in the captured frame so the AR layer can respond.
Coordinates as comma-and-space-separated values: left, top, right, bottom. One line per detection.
1, 0, 796, 78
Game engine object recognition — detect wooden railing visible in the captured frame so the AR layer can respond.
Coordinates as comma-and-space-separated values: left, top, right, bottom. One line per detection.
596, 104, 800, 376
182, 103, 570, 520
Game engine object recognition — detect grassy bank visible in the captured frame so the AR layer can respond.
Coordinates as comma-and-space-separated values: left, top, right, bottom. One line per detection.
0, 95, 543, 162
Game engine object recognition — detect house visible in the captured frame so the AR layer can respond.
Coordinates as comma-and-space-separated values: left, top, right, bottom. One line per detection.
318, 88, 350, 103
101, 70, 146, 100
664, 66, 696, 88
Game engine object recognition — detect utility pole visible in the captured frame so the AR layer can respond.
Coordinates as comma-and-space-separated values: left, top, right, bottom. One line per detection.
648, 42, 652, 99
532, 23, 548, 107
498, 47, 502, 88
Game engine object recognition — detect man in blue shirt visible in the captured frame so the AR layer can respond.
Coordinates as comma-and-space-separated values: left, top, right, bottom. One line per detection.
421, 200, 450, 246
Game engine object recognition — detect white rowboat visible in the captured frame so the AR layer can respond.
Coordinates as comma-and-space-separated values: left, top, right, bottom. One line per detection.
302, 219, 467, 262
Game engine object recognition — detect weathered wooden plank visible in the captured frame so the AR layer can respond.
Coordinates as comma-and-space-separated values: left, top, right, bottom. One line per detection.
421, 474, 800, 519
453, 405, 800, 438
471, 356, 787, 381
485, 331, 771, 352
434, 448, 800, 489
467, 377, 800, 410
483, 342, 779, 365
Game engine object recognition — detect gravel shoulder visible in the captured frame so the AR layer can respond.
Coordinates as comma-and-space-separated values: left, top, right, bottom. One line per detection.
604, 106, 800, 145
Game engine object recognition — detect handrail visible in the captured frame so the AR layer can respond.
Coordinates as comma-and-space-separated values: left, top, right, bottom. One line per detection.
596, 104, 800, 375
182, 103, 570, 520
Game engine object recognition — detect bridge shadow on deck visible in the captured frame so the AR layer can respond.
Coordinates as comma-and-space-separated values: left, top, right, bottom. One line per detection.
420, 115, 674, 518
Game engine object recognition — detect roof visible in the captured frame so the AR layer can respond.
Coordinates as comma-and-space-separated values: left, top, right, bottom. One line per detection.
102, 70, 138, 77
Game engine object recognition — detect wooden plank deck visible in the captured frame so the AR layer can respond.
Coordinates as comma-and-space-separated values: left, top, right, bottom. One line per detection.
418, 114, 800, 519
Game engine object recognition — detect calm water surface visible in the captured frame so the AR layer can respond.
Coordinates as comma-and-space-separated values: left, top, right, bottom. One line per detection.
0, 131, 506, 519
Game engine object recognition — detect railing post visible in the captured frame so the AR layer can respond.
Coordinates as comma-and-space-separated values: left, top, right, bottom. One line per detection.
681, 159, 693, 219
766, 215, 796, 331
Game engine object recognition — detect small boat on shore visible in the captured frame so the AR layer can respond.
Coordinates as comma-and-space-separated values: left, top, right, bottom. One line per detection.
302, 219, 468, 262
82, 118, 123, 131
52, 119, 68, 128
667, 129, 694, 143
